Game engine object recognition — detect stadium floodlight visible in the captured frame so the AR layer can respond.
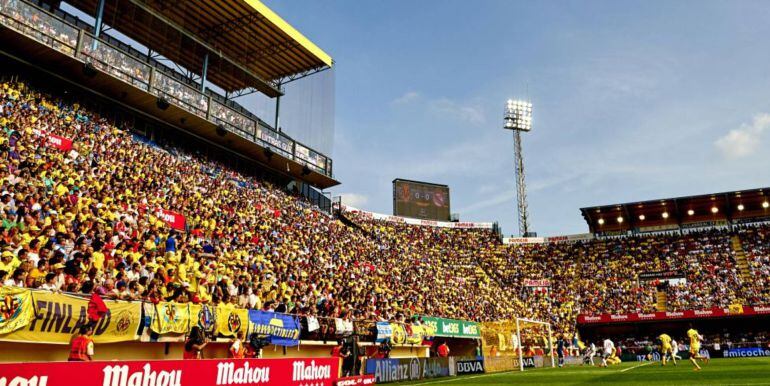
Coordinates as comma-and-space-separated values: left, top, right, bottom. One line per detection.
711, 207, 719, 214
597, 218, 605, 225
737, 204, 745, 211
617, 216, 624, 223
638, 214, 645, 221
764, 201, 769, 209
503, 99, 533, 236
688, 209, 695, 216
662, 212, 669, 219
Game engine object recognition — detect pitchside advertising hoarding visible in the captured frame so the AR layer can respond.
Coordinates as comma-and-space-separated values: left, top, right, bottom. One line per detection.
577, 304, 770, 324
392, 179, 450, 221
455, 359, 485, 374
723, 348, 770, 358
0, 358, 340, 386
365, 357, 450, 383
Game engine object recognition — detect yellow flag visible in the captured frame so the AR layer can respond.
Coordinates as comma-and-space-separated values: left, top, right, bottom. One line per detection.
0, 287, 34, 335
151, 302, 191, 334
390, 323, 406, 345
729, 304, 744, 314
215, 304, 249, 337
406, 325, 424, 345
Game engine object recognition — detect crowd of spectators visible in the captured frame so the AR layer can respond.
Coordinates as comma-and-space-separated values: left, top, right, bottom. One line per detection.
0, 0, 79, 55
1, 77, 770, 341
211, 101, 256, 138
738, 224, 770, 304
80, 35, 151, 91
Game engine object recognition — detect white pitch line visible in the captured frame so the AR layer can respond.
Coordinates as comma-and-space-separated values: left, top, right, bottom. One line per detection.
620, 361, 653, 372
408, 371, 515, 385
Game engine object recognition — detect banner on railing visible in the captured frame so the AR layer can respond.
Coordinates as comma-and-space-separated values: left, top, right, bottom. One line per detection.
151, 302, 191, 335
405, 324, 433, 345
248, 310, 300, 347
577, 304, 770, 324
638, 270, 684, 280
375, 322, 392, 343
0, 357, 340, 386
342, 205, 494, 229
0, 286, 34, 335
215, 304, 249, 337
503, 237, 545, 244
0, 290, 140, 344
421, 316, 481, 339
523, 279, 551, 287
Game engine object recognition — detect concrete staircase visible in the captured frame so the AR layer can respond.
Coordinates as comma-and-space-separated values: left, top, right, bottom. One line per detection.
731, 235, 752, 280
655, 289, 668, 312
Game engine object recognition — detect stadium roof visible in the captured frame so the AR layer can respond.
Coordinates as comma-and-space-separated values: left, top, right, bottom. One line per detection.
65, 0, 333, 95
581, 187, 770, 234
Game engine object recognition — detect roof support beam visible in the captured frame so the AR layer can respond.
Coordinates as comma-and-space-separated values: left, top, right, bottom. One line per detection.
91, 0, 106, 50
279, 64, 331, 85
123, 0, 280, 95
238, 40, 299, 65
197, 11, 265, 42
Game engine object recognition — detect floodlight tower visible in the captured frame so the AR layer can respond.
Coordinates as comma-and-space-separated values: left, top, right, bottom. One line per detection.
504, 99, 533, 236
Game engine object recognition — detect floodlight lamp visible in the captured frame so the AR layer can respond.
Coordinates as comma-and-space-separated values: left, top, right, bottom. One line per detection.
764, 201, 770, 209
598, 218, 605, 225
688, 209, 695, 216
737, 204, 745, 211
711, 207, 719, 214
662, 212, 669, 219
616, 216, 624, 223
639, 214, 645, 220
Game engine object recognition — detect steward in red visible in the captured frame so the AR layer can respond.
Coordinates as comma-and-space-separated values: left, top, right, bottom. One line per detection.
68, 325, 95, 361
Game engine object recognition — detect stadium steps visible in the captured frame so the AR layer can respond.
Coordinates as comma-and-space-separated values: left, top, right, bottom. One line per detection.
337, 212, 370, 236
655, 289, 668, 312
730, 235, 752, 280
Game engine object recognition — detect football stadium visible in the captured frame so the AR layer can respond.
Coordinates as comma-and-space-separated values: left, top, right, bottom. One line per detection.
0, 0, 768, 385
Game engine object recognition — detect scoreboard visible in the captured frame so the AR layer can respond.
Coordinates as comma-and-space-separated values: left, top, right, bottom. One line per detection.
393, 179, 450, 221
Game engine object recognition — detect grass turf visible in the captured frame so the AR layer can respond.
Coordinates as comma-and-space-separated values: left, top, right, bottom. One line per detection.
391, 358, 770, 385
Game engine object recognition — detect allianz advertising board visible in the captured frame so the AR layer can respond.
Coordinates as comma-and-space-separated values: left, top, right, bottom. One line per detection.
365, 358, 450, 383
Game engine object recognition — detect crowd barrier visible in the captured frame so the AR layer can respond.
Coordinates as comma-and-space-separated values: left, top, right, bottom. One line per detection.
0, 357, 340, 386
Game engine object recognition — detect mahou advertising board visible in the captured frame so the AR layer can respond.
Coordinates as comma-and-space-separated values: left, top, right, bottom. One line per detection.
0, 357, 339, 386
577, 305, 770, 324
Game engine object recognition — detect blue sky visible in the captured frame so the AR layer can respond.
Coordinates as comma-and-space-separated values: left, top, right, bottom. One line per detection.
260, 0, 770, 236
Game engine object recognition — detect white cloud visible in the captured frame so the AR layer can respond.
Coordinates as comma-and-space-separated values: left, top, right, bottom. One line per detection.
339, 193, 369, 208
429, 98, 486, 126
391, 91, 420, 105
715, 113, 770, 159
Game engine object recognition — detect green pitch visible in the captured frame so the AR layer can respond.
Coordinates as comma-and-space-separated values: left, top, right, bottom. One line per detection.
393, 358, 770, 385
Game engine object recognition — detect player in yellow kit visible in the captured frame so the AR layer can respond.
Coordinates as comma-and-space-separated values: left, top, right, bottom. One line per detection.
659, 333, 676, 366
687, 324, 708, 370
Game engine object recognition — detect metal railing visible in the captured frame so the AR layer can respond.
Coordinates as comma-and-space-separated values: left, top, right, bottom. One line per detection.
79, 32, 151, 92
0, 0, 333, 178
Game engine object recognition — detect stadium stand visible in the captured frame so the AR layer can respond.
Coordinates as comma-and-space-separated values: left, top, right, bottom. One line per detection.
0, 74, 769, 337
